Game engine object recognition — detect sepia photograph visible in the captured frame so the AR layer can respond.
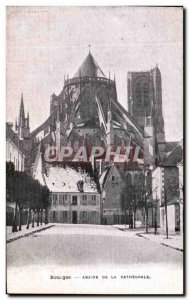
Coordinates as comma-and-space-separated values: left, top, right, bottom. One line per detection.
6, 6, 183, 295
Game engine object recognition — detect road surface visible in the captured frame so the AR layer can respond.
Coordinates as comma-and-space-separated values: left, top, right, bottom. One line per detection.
7, 224, 183, 294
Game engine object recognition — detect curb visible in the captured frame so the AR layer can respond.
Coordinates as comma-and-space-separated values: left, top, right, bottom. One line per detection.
115, 227, 126, 232
136, 233, 183, 252
136, 233, 149, 239
6, 225, 54, 244
160, 242, 183, 252
113, 226, 143, 233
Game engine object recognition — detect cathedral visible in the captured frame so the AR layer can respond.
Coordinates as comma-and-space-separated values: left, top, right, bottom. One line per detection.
18, 50, 166, 172
14, 50, 178, 225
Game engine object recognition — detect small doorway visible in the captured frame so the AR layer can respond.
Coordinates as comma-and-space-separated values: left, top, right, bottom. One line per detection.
72, 211, 77, 224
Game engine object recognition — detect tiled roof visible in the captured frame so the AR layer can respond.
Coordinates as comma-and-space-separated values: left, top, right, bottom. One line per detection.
99, 165, 113, 189
34, 158, 101, 194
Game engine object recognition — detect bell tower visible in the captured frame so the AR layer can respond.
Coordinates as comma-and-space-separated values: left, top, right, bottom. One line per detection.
127, 65, 166, 166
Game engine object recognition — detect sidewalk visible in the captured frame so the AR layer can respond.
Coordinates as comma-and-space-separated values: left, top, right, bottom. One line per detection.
113, 225, 183, 251
112, 224, 144, 235
6, 223, 54, 243
137, 232, 183, 252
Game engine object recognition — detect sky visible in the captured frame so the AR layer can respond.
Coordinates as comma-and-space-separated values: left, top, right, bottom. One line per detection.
6, 6, 183, 141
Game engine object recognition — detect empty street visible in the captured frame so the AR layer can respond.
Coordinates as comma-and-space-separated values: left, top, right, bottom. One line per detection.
7, 224, 183, 294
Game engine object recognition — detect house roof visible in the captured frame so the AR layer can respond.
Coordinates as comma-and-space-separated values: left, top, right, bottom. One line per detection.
74, 52, 106, 78
99, 166, 112, 189
99, 164, 122, 189
167, 196, 180, 206
34, 156, 100, 194
161, 140, 183, 167
6, 122, 23, 151
165, 141, 179, 153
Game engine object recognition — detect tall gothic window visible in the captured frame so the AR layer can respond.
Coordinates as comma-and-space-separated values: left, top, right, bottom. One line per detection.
97, 88, 108, 116
134, 173, 139, 185
135, 82, 142, 101
126, 173, 132, 187
139, 173, 144, 186
80, 97, 96, 119
143, 82, 149, 100
146, 170, 152, 192
135, 81, 149, 101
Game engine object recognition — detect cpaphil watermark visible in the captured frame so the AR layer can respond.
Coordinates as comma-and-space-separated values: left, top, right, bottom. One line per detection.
43, 145, 143, 164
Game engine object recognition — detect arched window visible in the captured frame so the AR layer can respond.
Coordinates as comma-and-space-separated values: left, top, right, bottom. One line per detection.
146, 170, 152, 191
135, 80, 149, 102
143, 82, 149, 100
134, 173, 139, 185
135, 82, 142, 101
97, 88, 108, 116
86, 98, 94, 117
126, 173, 132, 187
139, 173, 144, 186
80, 87, 96, 119
95, 136, 101, 146
80, 98, 96, 118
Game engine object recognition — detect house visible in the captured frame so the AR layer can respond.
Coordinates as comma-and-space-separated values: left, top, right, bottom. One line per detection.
99, 164, 124, 225
33, 150, 101, 224
6, 122, 25, 171
152, 140, 183, 232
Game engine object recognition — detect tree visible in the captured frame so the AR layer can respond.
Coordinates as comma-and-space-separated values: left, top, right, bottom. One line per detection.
6, 162, 15, 202
120, 185, 133, 228
121, 170, 156, 232
42, 186, 51, 224
120, 173, 145, 229
120, 173, 134, 228
6, 161, 51, 231
6, 162, 18, 232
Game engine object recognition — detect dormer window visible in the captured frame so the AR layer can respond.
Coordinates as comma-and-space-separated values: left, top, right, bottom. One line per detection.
77, 180, 84, 192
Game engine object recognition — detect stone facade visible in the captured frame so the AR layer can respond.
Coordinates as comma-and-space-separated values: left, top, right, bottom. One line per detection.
49, 192, 101, 224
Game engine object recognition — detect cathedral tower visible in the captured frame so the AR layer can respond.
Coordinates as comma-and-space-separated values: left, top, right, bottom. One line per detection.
127, 66, 166, 165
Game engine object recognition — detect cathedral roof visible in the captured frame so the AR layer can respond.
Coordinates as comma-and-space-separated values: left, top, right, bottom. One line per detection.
74, 52, 106, 78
